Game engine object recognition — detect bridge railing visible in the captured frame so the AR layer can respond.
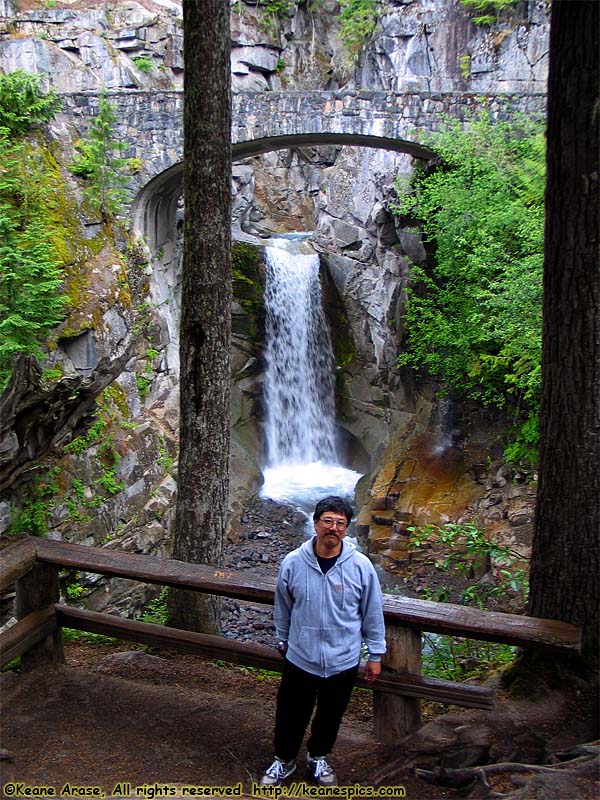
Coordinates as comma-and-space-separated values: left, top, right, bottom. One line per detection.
0, 537, 581, 743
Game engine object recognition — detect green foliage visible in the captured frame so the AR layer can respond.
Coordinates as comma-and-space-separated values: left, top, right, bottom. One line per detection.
212, 659, 279, 682
231, 242, 265, 341
459, 0, 519, 25
157, 434, 175, 473
503, 414, 539, 469
132, 56, 154, 74
408, 521, 530, 608
69, 92, 130, 220
63, 387, 127, 502
136, 374, 151, 396
9, 467, 61, 536
0, 70, 61, 136
42, 365, 65, 382
136, 348, 158, 399
232, 241, 261, 279
394, 114, 545, 466
422, 634, 516, 681
97, 468, 125, 496
140, 587, 169, 626
8, 385, 131, 536
0, 74, 68, 388
128, 157, 144, 174
339, 0, 378, 62
265, 0, 295, 17
62, 628, 119, 645
1, 656, 22, 673
65, 572, 85, 600
0, 203, 67, 388
459, 54, 471, 79
64, 414, 108, 455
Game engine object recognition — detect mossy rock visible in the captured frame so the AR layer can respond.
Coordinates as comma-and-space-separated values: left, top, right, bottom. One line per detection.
232, 242, 265, 343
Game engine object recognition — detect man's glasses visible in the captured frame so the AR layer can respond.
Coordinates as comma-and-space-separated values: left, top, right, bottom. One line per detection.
319, 517, 348, 530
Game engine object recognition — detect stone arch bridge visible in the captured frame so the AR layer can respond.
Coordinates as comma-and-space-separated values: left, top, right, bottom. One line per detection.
59, 88, 545, 243
53, 86, 546, 467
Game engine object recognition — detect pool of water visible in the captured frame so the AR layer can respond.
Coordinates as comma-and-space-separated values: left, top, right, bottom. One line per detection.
260, 461, 363, 537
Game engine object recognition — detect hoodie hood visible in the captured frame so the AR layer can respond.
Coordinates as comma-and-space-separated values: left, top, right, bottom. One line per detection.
298, 535, 357, 568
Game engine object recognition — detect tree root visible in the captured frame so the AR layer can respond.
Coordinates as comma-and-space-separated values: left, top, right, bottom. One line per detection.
0, 350, 134, 492
415, 741, 599, 798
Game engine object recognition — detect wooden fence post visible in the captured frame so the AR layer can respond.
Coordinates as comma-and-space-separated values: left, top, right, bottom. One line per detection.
373, 625, 422, 743
16, 561, 64, 669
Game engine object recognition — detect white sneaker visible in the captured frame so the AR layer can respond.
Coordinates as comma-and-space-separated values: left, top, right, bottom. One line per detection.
307, 755, 338, 786
259, 757, 297, 786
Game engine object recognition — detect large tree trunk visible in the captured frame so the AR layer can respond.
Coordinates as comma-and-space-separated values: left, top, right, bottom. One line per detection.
167, 0, 232, 634
526, 1, 599, 664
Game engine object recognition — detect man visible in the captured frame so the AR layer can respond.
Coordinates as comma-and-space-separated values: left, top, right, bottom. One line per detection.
260, 496, 386, 787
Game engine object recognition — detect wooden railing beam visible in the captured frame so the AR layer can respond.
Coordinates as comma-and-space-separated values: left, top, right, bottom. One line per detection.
0, 607, 57, 668
54, 605, 494, 709
35, 538, 275, 603
382, 596, 581, 652
33, 538, 581, 652
1, 535, 581, 748
0, 537, 37, 591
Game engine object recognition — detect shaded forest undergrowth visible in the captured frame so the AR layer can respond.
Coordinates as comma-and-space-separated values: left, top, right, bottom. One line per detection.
1, 640, 597, 800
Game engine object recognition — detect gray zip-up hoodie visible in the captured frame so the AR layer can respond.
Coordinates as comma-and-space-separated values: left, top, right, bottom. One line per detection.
274, 537, 386, 678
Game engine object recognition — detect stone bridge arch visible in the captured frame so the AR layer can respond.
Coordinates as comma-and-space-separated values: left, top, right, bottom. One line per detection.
131, 131, 438, 475
57, 88, 544, 246
130, 131, 436, 420
130, 132, 435, 248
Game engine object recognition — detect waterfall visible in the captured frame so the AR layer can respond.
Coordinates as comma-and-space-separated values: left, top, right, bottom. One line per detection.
259, 240, 362, 519
263, 245, 338, 466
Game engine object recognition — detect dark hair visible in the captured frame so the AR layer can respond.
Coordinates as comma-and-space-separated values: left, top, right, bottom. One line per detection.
313, 496, 353, 525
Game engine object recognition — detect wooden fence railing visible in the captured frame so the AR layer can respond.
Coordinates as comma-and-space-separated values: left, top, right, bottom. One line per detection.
0, 536, 581, 743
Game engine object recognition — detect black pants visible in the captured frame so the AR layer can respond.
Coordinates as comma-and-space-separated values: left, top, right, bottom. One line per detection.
273, 659, 359, 762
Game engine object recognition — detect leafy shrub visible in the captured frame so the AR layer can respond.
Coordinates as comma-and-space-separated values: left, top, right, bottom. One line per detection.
394, 113, 545, 466
97, 469, 125, 496
422, 634, 516, 681
0, 209, 67, 388
339, 0, 378, 61
408, 521, 530, 608
9, 468, 61, 536
264, 0, 297, 17
132, 56, 154, 74
140, 588, 169, 626
459, 0, 519, 25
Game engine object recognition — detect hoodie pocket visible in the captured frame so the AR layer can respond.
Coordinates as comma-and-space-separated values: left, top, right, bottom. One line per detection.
322, 626, 351, 669
323, 626, 348, 650
296, 626, 353, 670
297, 626, 321, 664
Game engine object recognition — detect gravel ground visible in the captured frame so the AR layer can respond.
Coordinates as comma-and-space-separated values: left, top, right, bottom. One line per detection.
221, 497, 308, 647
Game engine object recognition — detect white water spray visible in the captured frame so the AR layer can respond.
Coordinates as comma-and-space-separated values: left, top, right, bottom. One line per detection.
263, 245, 338, 465
260, 242, 361, 513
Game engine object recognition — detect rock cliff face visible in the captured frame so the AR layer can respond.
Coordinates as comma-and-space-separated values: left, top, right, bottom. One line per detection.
0, 0, 548, 614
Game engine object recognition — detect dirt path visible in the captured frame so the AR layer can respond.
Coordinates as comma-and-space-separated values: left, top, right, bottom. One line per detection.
0, 642, 454, 800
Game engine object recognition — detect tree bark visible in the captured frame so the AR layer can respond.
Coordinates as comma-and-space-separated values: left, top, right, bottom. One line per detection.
526, 1, 599, 663
167, 0, 232, 634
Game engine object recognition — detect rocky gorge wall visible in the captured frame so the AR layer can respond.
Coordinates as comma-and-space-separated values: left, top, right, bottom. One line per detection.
0, 0, 549, 617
